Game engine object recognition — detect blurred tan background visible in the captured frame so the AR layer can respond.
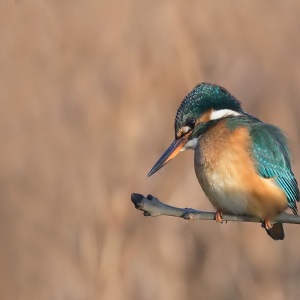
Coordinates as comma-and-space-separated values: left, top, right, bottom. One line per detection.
1, 1, 300, 299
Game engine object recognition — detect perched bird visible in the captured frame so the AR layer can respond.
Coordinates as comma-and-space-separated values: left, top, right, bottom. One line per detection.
148, 83, 299, 240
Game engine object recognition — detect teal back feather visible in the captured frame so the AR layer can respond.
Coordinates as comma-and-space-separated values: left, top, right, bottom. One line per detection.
227, 117, 299, 214
250, 123, 299, 213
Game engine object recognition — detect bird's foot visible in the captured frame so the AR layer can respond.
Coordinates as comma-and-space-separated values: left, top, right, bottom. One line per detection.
263, 219, 273, 230
215, 209, 224, 223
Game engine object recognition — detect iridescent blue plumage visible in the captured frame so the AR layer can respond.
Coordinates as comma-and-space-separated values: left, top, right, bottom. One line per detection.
250, 123, 299, 214
149, 82, 299, 240
175, 83, 242, 135
226, 116, 299, 214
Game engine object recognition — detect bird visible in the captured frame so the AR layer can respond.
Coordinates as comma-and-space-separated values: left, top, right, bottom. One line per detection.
147, 83, 299, 240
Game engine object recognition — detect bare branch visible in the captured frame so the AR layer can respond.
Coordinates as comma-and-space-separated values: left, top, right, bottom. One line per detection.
131, 193, 300, 224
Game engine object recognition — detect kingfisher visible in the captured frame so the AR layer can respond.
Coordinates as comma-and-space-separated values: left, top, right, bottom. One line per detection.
147, 83, 299, 240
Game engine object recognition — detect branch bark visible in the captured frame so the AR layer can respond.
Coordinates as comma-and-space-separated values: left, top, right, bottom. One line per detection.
131, 193, 300, 224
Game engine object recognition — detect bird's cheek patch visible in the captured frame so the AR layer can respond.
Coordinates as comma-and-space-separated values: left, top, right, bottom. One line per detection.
196, 109, 213, 124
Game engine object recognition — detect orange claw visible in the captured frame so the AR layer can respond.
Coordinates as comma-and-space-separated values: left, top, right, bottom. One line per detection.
264, 219, 273, 230
215, 209, 224, 223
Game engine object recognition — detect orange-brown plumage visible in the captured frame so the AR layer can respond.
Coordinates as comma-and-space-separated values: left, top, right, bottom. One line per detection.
148, 83, 299, 240
194, 121, 288, 220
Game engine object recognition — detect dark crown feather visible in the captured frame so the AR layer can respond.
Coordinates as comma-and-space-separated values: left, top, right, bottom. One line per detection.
175, 83, 242, 133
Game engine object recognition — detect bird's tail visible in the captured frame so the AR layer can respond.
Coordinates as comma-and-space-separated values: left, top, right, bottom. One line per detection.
265, 223, 285, 240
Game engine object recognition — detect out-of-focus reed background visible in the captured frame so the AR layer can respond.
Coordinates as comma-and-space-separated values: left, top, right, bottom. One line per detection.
1, 1, 300, 299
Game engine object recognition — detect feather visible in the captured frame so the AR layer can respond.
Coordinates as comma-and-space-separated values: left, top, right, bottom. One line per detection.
249, 122, 299, 214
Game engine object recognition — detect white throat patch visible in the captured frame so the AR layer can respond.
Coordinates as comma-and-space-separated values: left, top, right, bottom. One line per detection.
210, 109, 241, 120
181, 138, 198, 151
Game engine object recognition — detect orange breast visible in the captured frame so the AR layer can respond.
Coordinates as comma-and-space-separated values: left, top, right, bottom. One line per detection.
194, 121, 288, 219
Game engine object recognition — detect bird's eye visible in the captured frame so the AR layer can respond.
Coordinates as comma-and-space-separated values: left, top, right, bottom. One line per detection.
186, 119, 196, 129
176, 119, 196, 138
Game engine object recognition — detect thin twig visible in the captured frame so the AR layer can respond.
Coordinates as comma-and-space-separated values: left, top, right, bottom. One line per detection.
131, 193, 300, 224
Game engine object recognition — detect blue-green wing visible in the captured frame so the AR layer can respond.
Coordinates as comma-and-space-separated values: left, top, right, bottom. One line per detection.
250, 123, 299, 214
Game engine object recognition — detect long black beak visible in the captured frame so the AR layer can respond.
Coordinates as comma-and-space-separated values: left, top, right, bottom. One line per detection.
147, 136, 187, 177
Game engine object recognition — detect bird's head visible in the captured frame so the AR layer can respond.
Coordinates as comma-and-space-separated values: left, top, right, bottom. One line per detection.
147, 83, 243, 176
